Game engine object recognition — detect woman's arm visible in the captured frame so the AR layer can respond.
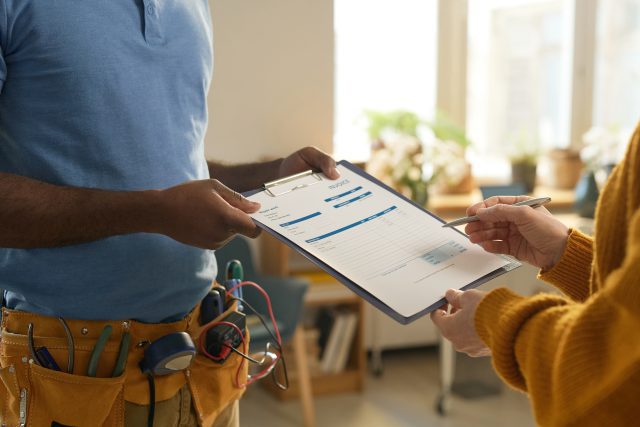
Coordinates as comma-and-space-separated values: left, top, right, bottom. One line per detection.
474, 210, 640, 426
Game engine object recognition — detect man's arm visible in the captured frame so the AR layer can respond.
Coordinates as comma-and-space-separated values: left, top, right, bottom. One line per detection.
0, 172, 260, 249
208, 159, 282, 193
208, 147, 340, 192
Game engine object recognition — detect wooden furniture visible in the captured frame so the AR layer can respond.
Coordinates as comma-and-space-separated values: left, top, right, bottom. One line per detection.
260, 235, 366, 399
428, 185, 577, 218
290, 326, 315, 427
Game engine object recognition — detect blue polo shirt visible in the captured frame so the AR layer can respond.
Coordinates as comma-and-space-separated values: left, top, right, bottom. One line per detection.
0, 1, 216, 322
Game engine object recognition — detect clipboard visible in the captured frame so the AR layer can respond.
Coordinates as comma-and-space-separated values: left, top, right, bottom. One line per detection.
244, 160, 519, 324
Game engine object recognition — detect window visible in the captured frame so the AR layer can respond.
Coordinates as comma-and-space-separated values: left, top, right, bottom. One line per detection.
333, 0, 640, 179
333, 0, 438, 162
593, 0, 640, 132
466, 0, 573, 179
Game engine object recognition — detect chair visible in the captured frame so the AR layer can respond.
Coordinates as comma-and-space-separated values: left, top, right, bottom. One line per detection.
215, 236, 316, 427
479, 183, 528, 199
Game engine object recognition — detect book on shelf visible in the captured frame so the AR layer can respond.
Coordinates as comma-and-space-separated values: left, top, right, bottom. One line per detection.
317, 309, 359, 374
332, 312, 358, 373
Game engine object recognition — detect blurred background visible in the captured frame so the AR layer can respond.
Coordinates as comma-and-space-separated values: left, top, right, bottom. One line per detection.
206, 1, 640, 426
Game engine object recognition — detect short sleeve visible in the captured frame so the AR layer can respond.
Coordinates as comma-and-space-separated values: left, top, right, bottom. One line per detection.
0, 45, 7, 93
0, 1, 6, 93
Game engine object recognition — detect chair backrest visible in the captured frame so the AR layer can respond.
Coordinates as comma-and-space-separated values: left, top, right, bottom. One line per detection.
214, 236, 258, 283
479, 183, 528, 199
214, 236, 309, 345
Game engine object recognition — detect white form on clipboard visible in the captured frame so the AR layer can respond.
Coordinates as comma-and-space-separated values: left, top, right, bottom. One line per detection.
244, 161, 519, 324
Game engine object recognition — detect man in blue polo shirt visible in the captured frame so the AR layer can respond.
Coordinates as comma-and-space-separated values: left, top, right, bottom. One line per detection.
0, 1, 337, 425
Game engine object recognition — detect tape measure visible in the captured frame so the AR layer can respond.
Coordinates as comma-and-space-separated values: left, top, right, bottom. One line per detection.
139, 332, 196, 376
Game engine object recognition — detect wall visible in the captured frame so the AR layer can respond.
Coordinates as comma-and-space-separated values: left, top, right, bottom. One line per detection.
206, 0, 334, 164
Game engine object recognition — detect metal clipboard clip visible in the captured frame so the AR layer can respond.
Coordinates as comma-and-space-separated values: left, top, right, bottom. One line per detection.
263, 170, 323, 197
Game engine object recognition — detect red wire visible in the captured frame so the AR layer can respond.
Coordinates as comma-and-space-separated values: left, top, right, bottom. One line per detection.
198, 280, 283, 388
226, 281, 282, 345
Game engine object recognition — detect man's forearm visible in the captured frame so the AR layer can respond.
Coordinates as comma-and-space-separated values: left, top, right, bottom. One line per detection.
0, 173, 163, 248
207, 159, 283, 193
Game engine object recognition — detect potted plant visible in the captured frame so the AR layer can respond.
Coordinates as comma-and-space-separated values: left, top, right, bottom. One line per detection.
507, 130, 540, 194
364, 110, 428, 205
545, 148, 583, 190
363, 110, 473, 205
425, 111, 473, 194
575, 126, 626, 217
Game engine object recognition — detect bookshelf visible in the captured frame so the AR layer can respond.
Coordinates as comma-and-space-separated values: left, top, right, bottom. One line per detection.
259, 234, 366, 399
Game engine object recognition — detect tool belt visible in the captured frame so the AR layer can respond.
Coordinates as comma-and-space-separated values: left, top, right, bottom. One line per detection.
0, 297, 249, 426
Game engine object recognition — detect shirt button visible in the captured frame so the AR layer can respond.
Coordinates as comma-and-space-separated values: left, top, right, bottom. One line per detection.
147, 4, 155, 15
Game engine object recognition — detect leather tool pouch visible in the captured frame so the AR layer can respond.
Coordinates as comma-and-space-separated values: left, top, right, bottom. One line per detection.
0, 296, 248, 427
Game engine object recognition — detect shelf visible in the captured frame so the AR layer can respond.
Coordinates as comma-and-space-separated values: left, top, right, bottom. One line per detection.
258, 234, 366, 398
428, 186, 576, 219
263, 368, 364, 400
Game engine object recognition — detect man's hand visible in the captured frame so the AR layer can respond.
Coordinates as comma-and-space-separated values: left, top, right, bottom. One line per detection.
207, 147, 339, 194
279, 147, 340, 180
465, 196, 569, 271
430, 289, 490, 357
156, 179, 261, 250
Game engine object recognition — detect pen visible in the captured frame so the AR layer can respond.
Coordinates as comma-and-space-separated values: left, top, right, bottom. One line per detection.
442, 197, 552, 228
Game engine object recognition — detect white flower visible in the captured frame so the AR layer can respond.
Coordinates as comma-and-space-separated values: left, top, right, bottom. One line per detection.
581, 126, 625, 171
408, 166, 421, 182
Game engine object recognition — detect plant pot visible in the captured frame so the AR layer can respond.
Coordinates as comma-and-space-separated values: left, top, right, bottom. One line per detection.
546, 149, 583, 189
511, 162, 537, 194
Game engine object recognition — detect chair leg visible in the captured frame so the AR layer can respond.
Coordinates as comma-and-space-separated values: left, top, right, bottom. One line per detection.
292, 326, 315, 427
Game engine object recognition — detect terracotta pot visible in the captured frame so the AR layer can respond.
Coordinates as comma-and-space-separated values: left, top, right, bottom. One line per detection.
546, 149, 583, 189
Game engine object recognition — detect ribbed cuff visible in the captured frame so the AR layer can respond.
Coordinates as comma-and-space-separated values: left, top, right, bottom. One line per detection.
475, 288, 528, 390
475, 288, 569, 392
538, 228, 593, 301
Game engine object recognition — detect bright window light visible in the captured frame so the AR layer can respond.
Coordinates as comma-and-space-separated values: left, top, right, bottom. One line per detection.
466, 0, 574, 180
333, 0, 438, 162
593, 0, 640, 133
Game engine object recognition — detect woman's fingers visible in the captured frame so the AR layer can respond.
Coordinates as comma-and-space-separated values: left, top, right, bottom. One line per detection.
479, 240, 509, 254
468, 227, 511, 244
466, 195, 533, 216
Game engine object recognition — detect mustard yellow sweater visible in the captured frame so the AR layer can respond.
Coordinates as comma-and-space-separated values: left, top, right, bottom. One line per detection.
475, 125, 640, 427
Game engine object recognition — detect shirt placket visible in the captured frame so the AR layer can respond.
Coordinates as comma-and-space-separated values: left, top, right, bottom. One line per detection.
142, 0, 163, 44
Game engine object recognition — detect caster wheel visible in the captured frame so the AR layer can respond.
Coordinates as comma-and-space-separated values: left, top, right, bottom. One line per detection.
371, 365, 383, 377
435, 394, 449, 416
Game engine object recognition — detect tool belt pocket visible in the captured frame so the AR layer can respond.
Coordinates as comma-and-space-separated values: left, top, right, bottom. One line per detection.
188, 300, 250, 426
28, 363, 125, 426
0, 330, 126, 427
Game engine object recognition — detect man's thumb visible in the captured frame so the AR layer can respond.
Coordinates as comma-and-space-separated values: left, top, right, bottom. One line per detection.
211, 180, 261, 213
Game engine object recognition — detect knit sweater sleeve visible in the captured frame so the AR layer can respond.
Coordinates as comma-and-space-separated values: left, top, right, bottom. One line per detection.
474, 211, 640, 426
538, 228, 593, 301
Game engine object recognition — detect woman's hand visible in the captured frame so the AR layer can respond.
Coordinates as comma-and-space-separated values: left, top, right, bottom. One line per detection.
430, 289, 490, 357
465, 196, 569, 271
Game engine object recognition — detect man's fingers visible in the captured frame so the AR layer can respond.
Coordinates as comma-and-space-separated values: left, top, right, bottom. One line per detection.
301, 147, 340, 179
223, 209, 261, 239
211, 180, 261, 213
